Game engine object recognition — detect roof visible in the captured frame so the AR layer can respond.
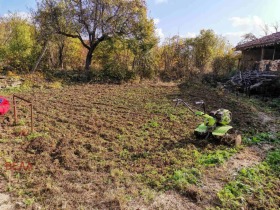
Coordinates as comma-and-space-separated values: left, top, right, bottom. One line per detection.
235, 32, 280, 51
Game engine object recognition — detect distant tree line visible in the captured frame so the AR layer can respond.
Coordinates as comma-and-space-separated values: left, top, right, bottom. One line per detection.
0, 0, 239, 82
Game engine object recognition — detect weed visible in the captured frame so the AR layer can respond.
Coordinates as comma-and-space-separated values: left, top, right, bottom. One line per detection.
198, 148, 237, 166
140, 188, 157, 203
111, 168, 124, 178
243, 132, 279, 145
142, 118, 159, 130
26, 132, 46, 141
266, 149, 280, 175
24, 197, 35, 206
0, 138, 9, 143
18, 119, 26, 126
119, 149, 131, 159
171, 168, 201, 190
48, 81, 63, 89
218, 150, 280, 209
168, 113, 178, 122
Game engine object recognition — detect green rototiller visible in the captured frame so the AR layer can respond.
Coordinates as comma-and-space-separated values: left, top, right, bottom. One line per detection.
173, 99, 241, 146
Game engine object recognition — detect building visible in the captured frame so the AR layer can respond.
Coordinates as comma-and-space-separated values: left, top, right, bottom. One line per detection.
235, 32, 280, 71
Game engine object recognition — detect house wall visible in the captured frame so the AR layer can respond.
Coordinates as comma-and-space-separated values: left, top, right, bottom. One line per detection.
240, 45, 280, 71
257, 60, 280, 71
241, 48, 262, 70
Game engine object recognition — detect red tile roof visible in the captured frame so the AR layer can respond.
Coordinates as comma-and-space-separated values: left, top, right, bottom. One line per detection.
235, 32, 280, 51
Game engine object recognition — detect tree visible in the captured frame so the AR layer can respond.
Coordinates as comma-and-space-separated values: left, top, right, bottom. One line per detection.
156, 30, 234, 80
261, 23, 270, 36
36, 0, 153, 71
160, 36, 190, 80
193, 29, 223, 72
0, 13, 36, 71
272, 21, 279, 32
237, 33, 257, 45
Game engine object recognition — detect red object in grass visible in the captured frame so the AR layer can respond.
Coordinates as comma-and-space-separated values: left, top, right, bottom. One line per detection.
0, 97, 10, 115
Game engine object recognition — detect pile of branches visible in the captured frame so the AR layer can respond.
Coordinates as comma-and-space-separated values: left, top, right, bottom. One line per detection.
225, 70, 280, 95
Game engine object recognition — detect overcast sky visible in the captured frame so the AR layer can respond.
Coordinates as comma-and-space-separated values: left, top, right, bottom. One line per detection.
1, 0, 280, 46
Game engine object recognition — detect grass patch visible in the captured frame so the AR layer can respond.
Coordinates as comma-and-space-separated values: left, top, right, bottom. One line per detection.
171, 168, 201, 189
198, 148, 237, 167
243, 132, 280, 145
218, 150, 280, 209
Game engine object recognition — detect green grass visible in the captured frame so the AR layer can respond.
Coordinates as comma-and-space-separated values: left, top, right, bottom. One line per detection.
243, 132, 280, 145
218, 149, 280, 209
198, 148, 237, 167
171, 168, 201, 188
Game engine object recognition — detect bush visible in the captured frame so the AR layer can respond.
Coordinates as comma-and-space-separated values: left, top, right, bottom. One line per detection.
101, 64, 135, 83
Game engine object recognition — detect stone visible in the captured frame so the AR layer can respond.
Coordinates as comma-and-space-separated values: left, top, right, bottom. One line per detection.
0, 194, 10, 205
235, 134, 242, 147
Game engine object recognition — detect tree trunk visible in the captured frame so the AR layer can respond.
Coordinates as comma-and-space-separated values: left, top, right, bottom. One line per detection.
58, 44, 64, 69
32, 41, 48, 73
85, 48, 94, 71
84, 48, 95, 81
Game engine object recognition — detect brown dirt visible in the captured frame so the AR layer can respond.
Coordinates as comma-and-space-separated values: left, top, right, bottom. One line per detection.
0, 83, 278, 209
128, 191, 202, 210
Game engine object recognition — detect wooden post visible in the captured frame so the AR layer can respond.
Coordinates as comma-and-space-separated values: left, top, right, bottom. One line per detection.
30, 104, 34, 133
13, 95, 34, 133
13, 95, 17, 124
272, 45, 276, 60
261, 47, 264, 60
237, 58, 241, 70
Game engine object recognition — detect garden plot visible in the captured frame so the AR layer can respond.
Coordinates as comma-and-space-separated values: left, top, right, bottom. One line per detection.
0, 84, 279, 209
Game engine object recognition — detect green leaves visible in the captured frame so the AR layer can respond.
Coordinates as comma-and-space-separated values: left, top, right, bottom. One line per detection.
195, 111, 204, 116
172, 168, 201, 188
203, 114, 216, 126
0, 14, 36, 70
212, 125, 233, 136
195, 113, 232, 136
266, 149, 280, 175
195, 123, 208, 133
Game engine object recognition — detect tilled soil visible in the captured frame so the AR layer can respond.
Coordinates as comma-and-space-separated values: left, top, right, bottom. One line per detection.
0, 83, 278, 209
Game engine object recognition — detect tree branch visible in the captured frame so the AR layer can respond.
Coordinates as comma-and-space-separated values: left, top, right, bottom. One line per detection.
57, 30, 90, 50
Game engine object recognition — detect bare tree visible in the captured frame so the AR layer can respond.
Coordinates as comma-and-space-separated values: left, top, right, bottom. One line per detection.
272, 21, 280, 32
237, 33, 257, 45
261, 23, 270, 36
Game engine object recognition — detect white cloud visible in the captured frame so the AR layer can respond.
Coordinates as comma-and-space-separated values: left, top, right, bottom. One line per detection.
227, 15, 277, 45
228, 16, 274, 37
153, 18, 164, 42
155, 28, 165, 42
185, 32, 196, 38
229, 16, 263, 28
223, 31, 247, 46
154, 18, 160, 25
155, 0, 168, 4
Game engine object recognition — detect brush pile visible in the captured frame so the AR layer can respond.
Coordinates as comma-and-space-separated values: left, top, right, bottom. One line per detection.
226, 70, 280, 93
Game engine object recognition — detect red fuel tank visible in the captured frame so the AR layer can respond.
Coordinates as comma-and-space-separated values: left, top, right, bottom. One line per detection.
0, 97, 10, 115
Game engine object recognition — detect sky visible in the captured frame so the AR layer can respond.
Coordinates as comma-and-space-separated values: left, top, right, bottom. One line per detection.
0, 0, 280, 46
